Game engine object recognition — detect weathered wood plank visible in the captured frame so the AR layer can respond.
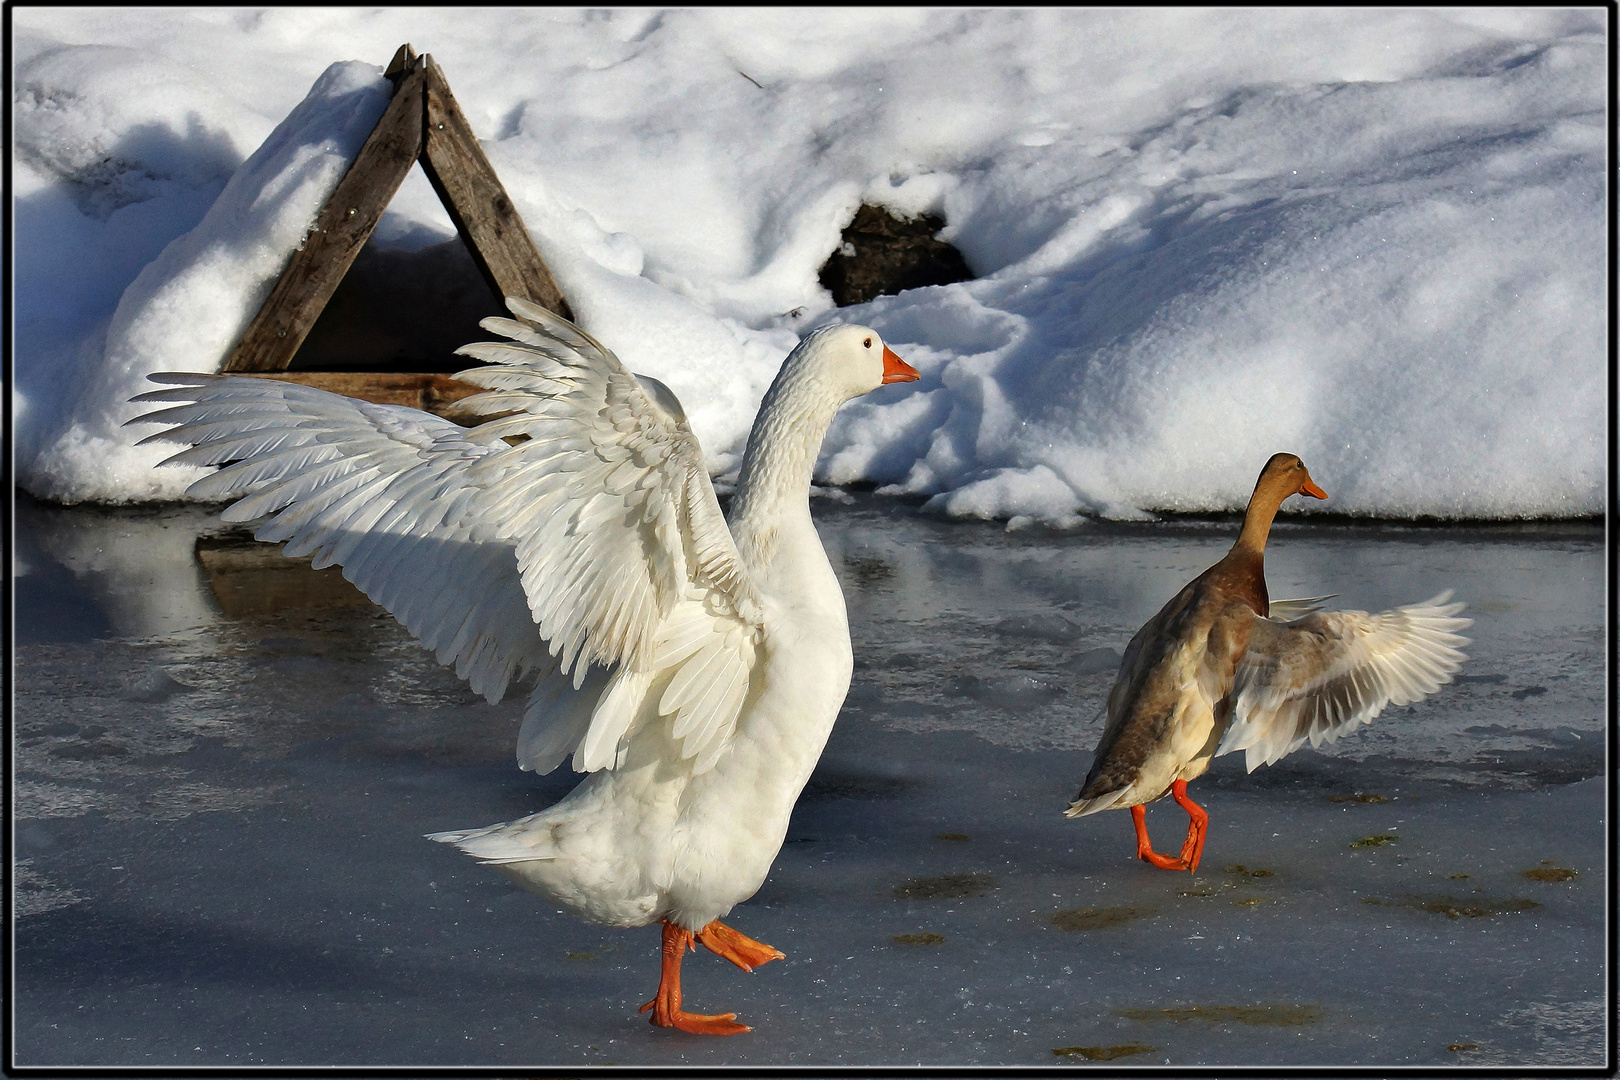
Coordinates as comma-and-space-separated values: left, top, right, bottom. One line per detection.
237, 370, 491, 422
384, 42, 419, 80
222, 62, 428, 372
419, 55, 572, 321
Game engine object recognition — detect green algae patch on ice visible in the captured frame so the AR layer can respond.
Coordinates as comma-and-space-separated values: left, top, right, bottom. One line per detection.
1052, 1043, 1156, 1060
1350, 834, 1400, 848
1117, 1003, 1325, 1027
891, 932, 945, 946
1050, 905, 1156, 931
892, 872, 995, 900
1362, 893, 1541, 919
1223, 864, 1273, 877
1522, 862, 1578, 882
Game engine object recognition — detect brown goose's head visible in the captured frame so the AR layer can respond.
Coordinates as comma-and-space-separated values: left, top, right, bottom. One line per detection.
1229, 453, 1328, 560
1253, 452, 1327, 507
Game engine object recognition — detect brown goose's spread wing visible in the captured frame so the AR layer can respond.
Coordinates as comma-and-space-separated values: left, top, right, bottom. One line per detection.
1216, 592, 1471, 771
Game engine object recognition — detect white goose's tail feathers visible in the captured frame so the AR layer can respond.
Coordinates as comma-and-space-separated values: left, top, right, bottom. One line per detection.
425, 819, 557, 865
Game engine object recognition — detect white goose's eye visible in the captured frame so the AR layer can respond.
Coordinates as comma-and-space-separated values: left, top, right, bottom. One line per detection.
863, 337, 872, 348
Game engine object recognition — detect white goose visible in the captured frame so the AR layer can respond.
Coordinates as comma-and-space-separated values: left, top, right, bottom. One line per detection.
131, 297, 920, 1035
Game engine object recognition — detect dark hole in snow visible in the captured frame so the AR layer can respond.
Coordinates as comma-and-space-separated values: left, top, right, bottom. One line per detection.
818, 204, 974, 307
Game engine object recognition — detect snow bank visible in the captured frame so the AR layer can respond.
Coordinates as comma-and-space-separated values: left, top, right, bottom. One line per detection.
15, 57, 391, 502
12, 9, 1606, 517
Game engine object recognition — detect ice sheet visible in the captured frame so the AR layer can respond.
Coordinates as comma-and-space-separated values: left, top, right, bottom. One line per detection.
11, 495, 1605, 1067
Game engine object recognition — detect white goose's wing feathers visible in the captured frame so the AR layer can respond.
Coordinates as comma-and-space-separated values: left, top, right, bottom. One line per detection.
1216, 592, 1471, 772
133, 377, 544, 705
130, 297, 763, 776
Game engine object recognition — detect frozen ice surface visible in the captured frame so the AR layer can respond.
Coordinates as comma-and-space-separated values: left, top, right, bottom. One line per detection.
12, 9, 1607, 518
11, 494, 1605, 1068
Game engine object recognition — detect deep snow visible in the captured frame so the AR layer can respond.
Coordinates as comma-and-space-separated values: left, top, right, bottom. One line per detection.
11, 8, 1608, 518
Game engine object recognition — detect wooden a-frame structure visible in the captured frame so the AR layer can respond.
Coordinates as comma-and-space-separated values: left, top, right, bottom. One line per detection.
223, 44, 570, 418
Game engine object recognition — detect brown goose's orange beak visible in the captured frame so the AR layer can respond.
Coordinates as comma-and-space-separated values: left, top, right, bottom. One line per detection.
1300, 478, 1328, 499
882, 345, 920, 384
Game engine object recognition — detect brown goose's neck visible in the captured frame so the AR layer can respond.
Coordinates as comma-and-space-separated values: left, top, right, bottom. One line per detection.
1215, 475, 1293, 614
1231, 484, 1287, 557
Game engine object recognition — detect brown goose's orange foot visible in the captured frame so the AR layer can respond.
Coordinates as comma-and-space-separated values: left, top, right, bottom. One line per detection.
1131, 801, 1198, 873
1139, 847, 1195, 872
1169, 779, 1210, 874
640, 919, 755, 1036
697, 920, 786, 972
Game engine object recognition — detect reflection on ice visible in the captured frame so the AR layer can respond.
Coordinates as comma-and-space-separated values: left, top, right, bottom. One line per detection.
14, 496, 224, 641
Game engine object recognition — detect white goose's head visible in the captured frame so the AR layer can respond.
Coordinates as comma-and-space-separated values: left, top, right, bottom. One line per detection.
789, 323, 919, 404
732, 323, 920, 527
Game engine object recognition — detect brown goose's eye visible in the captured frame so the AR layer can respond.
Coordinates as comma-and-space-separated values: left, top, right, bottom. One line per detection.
863, 337, 872, 348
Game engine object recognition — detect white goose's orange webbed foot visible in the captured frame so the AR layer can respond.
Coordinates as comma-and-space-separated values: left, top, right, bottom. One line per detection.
639, 919, 751, 1035
697, 919, 786, 972
1132, 803, 1195, 872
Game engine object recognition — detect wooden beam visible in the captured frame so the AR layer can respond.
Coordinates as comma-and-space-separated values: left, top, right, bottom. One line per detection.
383, 42, 419, 80
419, 55, 572, 321
235, 370, 492, 421
222, 60, 428, 372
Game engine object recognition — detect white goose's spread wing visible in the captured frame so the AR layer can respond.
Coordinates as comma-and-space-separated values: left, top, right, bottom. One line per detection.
132, 374, 545, 703
131, 297, 764, 776
1216, 592, 1471, 772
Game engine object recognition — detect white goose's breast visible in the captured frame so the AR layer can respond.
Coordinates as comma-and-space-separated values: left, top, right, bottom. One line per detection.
664, 597, 853, 917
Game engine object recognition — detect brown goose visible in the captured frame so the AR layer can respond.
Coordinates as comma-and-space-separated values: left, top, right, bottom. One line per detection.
1065, 453, 1470, 872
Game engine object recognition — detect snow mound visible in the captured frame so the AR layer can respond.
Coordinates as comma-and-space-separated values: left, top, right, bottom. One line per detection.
12, 10, 1606, 518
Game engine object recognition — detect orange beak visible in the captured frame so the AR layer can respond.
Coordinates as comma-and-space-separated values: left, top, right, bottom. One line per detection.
881, 345, 920, 384
1300, 478, 1328, 500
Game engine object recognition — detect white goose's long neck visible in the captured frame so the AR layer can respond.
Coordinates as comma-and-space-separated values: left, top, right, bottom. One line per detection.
728, 364, 843, 572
